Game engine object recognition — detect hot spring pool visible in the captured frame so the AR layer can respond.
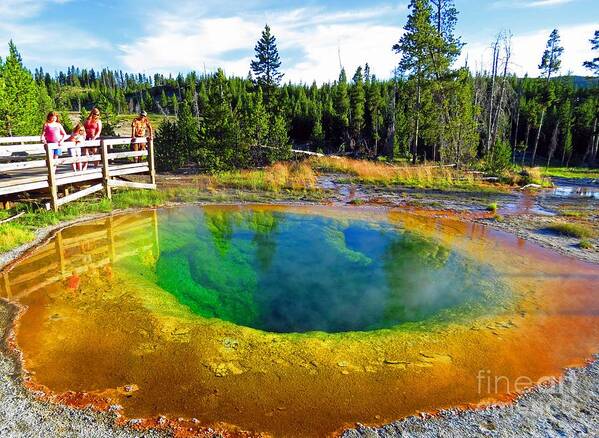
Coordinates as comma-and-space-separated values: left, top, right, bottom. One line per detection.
2, 205, 599, 437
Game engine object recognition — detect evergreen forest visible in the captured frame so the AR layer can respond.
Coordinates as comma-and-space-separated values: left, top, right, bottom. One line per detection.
1, 0, 598, 173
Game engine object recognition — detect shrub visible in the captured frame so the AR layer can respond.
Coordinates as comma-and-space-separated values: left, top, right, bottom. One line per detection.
545, 223, 594, 239
484, 140, 512, 176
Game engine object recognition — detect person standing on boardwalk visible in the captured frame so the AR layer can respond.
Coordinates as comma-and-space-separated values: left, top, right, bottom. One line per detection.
131, 111, 153, 163
67, 123, 86, 172
41, 111, 67, 164
84, 107, 103, 169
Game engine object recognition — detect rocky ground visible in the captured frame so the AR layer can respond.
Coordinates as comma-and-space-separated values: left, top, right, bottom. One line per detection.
0, 174, 597, 437
343, 359, 599, 438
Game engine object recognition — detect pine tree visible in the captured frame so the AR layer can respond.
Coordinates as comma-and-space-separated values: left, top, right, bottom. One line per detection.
155, 119, 185, 171
393, 0, 442, 162
366, 82, 384, 155
250, 24, 284, 107
177, 99, 200, 165
170, 94, 179, 116
539, 29, 564, 80
0, 41, 41, 136
159, 90, 169, 114
559, 97, 574, 166
199, 69, 243, 170
583, 30, 599, 75
240, 88, 269, 150
333, 69, 350, 150
532, 29, 564, 166
430, 0, 462, 62
311, 113, 325, 149
266, 115, 291, 162
350, 67, 366, 151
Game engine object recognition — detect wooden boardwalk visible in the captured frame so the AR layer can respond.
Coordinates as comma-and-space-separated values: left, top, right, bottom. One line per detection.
0, 136, 156, 210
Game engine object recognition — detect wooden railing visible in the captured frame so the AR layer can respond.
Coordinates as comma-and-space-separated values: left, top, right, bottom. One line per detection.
0, 136, 156, 210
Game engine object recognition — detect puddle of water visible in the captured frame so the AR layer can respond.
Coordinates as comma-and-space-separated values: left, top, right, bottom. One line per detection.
500, 193, 556, 216
2, 205, 599, 437
548, 186, 599, 200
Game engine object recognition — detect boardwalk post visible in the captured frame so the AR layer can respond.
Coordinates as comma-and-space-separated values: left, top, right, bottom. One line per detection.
100, 139, 112, 200
107, 215, 116, 262
148, 137, 156, 186
55, 231, 66, 275
2, 272, 11, 300
45, 143, 58, 211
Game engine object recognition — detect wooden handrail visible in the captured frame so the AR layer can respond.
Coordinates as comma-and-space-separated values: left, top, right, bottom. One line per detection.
0, 136, 41, 144
0, 138, 149, 154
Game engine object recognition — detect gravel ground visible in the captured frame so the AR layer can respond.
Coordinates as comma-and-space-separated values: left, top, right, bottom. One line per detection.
343, 358, 599, 438
0, 186, 597, 437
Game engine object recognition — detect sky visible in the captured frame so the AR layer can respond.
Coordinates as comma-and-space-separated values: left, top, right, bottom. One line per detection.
0, 0, 598, 83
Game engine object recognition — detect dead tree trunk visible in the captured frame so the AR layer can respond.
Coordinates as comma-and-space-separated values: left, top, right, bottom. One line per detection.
521, 122, 531, 167
583, 117, 597, 163
546, 121, 559, 167
486, 40, 500, 155
531, 109, 545, 166
512, 105, 520, 164
413, 80, 421, 164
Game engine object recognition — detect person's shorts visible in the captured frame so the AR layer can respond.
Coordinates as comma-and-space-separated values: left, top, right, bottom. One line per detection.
69, 147, 82, 157
52, 148, 62, 156
131, 141, 147, 151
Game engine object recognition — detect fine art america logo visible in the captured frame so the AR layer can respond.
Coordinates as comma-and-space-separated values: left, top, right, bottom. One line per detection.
476, 369, 573, 396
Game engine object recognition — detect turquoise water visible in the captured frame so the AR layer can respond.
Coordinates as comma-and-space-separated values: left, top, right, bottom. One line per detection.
155, 207, 504, 333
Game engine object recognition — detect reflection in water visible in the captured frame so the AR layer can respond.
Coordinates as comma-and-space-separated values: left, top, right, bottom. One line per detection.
156, 208, 506, 333
2, 205, 599, 438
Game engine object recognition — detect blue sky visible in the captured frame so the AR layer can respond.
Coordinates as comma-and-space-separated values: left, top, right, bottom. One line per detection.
0, 0, 598, 83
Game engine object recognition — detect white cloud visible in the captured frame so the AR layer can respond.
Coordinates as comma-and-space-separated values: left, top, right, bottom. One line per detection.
118, 5, 406, 83
0, 0, 71, 20
461, 23, 598, 76
0, 0, 111, 69
492, 0, 575, 8
524, 0, 575, 6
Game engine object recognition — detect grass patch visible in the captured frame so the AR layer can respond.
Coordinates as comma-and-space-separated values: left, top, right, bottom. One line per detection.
209, 162, 319, 193
310, 157, 503, 192
579, 239, 593, 250
486, 202, 498, 213
0, 224, 35, 253
348, 198, 366, 205
545, 222, 595, 239
502, 167, 552, 188
542, 167, 599, 180
519, 167, 553, 187
559, 209, 587, 218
